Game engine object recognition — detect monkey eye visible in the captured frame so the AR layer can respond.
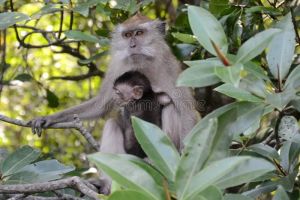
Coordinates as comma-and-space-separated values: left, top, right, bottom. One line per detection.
136, 30, 144, 36
124, 32, 132, 38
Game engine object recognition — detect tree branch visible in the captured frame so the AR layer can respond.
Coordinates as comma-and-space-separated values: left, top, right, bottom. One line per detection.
49, 69, 104, 81
0, 176, 100, 200
0, 114, 100, 151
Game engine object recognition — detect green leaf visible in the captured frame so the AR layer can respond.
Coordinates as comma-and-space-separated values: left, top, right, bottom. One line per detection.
214, 64, 243, 86
0, 12, 30, 30
245, 6, 281, 16
224, 194, 254, 200
267, 13, 296, 81
14, 74, 32, 82
239, 74, 267, 98
265, 89, 296, 110
88, 153, 164, 200
176, 119, 218, 199
108, 190, 155, 200
113, 0, 138, 14
214, 83, 263, 102
177, 59, 222, 87
209, 0, 229, 16
284, 65, 300, 90
188, 6, 228, 56
132, 117, 180, 181
235, 29, 281, 63
4, 171, 39, 184
19, 160, 74, 181
280, 141, 300, 172
291, 99, 300, 112
73, 0, 102, 17
46, 89, 59, 108
31, 4, 63, 19
172, 32, 197, 44
185, 157, 275, 200
185, 102, 263, 144
193, 185, 223, 200
1, 146, 40, 177
244, 61, 270, 81
65, 30, 101, 43
273, 186, 289, 200
248, 143, 280, 161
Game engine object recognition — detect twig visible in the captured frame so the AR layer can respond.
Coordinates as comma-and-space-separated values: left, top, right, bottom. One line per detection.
0, 114, 100, 151
49, 69, 104, 81
0, 176, 100, 200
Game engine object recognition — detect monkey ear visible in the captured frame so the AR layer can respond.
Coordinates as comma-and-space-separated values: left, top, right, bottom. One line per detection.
156, 20, 166, 35
133, 86, 144, 100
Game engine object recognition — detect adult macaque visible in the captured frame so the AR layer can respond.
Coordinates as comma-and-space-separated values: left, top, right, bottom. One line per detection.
113, 70, 170, 157
29, 13, 198, 192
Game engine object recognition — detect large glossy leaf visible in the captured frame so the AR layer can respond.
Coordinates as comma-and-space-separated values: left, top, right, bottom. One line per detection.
192, 185, 223, 200
235, 29, 280, 63
88, 153, 164, 200
132, 117, 180, 180
224, 194, 254, 200
273, 186, 289, 200
21, 160, 73, 181
65, 30, 101, 43
284, 65, 300, 90
176, 119, 218, 199
108, 190, 155, 200
184, 157, 275, 200
267, 13, 296, 81
214, 83, 263, 102
239, 74, 267, 98
0, 12, 30, 30
3, 171, 39, 184
280, 141, 300, 173
172, 32, 197, 44
214, 63, 243, 86
248, 143, 280, 161
266, 89, 296, 110
184, 102, 263, 144
1, 146, 40, 177
188, 6, 228, 56
177, 59, 222, 87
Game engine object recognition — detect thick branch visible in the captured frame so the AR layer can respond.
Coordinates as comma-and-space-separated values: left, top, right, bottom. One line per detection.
0, 114, 100, 151
0, 176, 100, 200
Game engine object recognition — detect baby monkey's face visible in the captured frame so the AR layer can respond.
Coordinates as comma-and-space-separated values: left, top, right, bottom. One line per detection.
113, 84, 144, 107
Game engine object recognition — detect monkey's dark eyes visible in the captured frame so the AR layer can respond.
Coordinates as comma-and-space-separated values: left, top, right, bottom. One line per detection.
136, 30, 144, 36
124, 32, 132, 38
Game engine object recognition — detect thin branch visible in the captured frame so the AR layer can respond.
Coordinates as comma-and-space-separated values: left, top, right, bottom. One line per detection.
58, 2, 64, 39
0, 114, 100, 151
0, 176, 100, 200
49, 70, 104, 81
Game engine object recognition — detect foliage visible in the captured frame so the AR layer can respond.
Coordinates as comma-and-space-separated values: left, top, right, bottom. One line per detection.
0, 0, 300, 199
0, 145, 74, 184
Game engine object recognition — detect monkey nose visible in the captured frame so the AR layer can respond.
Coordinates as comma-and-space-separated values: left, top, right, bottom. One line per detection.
130, 43, 136, 48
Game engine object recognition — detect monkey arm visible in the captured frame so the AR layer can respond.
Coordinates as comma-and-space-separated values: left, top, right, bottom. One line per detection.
29, 78, 114, 136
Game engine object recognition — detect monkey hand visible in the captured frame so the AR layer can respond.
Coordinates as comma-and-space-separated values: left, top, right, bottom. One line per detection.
27, 117, 53, 137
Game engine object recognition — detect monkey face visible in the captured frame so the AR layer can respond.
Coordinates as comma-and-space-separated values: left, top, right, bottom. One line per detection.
111, 16, 166, 61
113, 84, 144, 107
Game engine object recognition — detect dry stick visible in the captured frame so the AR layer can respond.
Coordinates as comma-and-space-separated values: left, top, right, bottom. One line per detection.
0, 114, 100, 151
0, 176, 100, 200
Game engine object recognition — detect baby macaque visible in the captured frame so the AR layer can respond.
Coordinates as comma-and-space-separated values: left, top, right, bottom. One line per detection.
113, 71, 171, 157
